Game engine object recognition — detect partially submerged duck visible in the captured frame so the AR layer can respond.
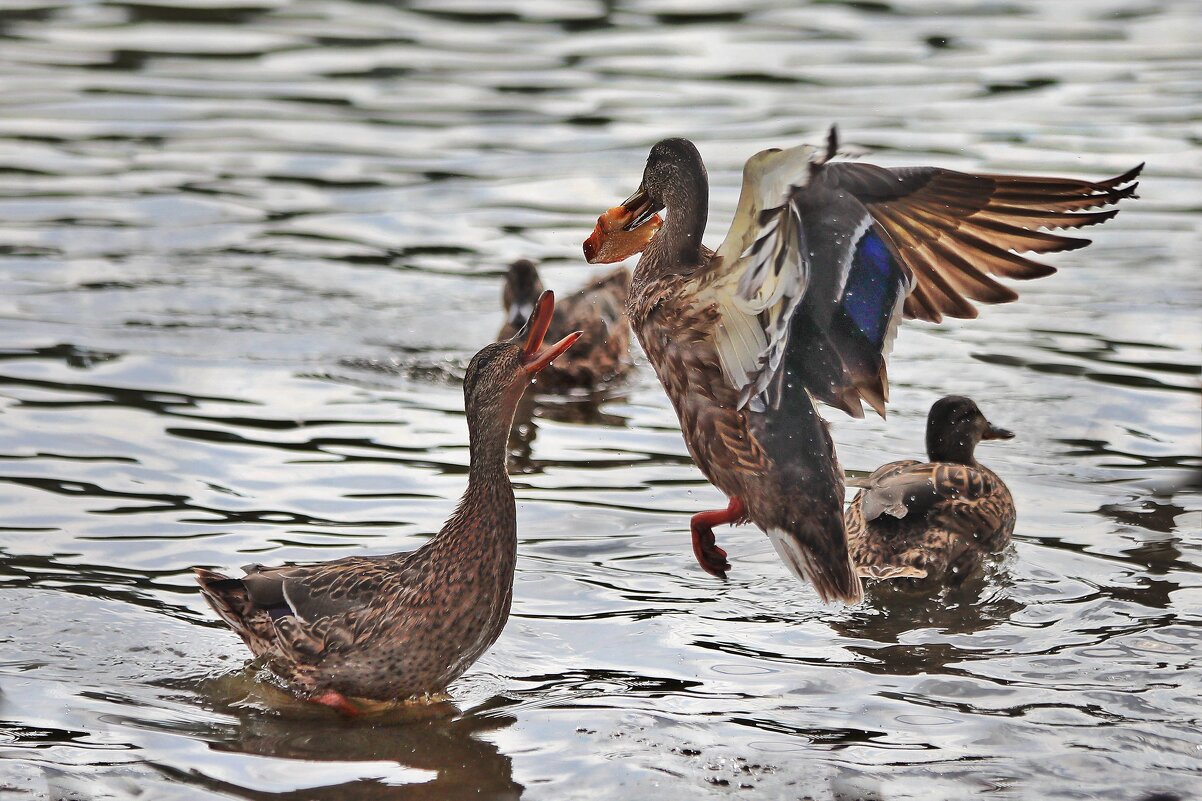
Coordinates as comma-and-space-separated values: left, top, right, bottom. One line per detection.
499, 259, 641, 389
585, 127, 1140, 602
195, 292, 580, 716
847, 396, 1016, 583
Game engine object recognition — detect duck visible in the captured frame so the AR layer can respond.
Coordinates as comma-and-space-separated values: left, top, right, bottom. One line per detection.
498, 259, 642, 389
846, 396, 1015, 583
195, 291, 581, 716
584, 127, 1140, 603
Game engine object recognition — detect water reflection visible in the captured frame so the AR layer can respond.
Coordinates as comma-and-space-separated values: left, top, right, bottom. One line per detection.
836, 581, 1028, 675
506, 390, 630, 472
192, 681, 523, 801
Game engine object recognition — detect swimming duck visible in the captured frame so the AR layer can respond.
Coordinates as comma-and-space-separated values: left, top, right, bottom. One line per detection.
498, 259, 637, 389
195, 291, 580, 716
585, 128, 1140, 603
847, 396, 1015, 583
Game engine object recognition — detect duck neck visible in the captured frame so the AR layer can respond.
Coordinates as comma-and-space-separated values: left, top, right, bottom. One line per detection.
437, 387, 521, 548
646, 166, 709, 273
464, 396, 517, 502
927, 430, 978, 466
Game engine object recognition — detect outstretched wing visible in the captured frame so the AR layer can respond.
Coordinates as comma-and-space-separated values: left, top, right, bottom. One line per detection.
707, 143, 818, 398
832, 160, 1143, 323
707, 134, 1142, 418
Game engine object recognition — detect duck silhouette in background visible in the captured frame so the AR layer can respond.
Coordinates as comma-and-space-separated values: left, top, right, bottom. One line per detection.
498, 259, 638, 390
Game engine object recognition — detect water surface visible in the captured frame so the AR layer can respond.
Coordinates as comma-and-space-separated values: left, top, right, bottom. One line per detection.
0, 0, 1199, 799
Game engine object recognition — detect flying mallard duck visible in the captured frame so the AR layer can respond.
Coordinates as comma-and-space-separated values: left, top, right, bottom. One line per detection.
847, 396, 1015, 583
195, 292, 580, 715
584, 127, 1140, 602
498, 259, 639, 389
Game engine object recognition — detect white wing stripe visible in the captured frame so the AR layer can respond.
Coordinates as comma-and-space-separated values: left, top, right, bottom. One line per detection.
707, 143, 821, 402
833, 214, 874, 299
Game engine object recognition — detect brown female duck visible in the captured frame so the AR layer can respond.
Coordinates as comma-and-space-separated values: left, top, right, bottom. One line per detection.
847, 396, 1015, 583
195, 291, 580, 716
585, 128, 1140, 602
498, 259, 640, 389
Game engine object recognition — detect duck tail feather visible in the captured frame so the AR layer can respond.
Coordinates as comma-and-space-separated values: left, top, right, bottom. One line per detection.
767, 528, 863, 604
193, 568, 249, 623
194, 567, 244, 601
194, 566, 242, 592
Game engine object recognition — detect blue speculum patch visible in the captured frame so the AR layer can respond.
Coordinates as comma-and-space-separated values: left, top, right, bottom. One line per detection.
841, 226, 902, 348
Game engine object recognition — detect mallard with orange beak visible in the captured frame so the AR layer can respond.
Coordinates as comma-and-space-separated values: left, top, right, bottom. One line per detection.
585, 127, 1140, 603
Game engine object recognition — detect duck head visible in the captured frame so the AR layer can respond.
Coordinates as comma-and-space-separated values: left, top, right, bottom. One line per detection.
925, 396, 1014, 466
584, 138, 706, 265
467, 290, 582, 413
624, 138, 707, 228
501, 259, 546, 332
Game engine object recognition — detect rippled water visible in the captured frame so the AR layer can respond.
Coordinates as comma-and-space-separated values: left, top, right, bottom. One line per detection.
0, 0, 1199, 798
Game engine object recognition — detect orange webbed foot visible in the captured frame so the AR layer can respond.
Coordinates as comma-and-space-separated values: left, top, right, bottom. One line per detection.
689, 497, 746, 578
310, 690, 361, 717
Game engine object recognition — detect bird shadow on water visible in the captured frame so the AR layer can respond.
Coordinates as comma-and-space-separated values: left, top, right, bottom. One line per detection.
170, 669, 525, 800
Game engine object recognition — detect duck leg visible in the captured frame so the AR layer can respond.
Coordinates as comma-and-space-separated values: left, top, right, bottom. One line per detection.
690, 497, 746, 578
310, 690, 361, 717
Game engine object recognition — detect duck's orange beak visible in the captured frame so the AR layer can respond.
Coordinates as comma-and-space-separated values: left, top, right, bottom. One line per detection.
519, 290, 582, 374
582, 202, 663, 264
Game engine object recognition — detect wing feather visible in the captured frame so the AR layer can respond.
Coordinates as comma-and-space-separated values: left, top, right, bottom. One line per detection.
971, 206, 1120, 230
702, 135, 1141, 417
851, 162, 1141, 325
709, 144, 818, 392
713, 296, 768, 391
857, 461, 998, 521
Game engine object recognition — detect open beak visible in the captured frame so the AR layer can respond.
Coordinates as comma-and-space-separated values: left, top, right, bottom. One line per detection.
515, 290, 582, 374
620, 187, 664, 231
583, 194, 664, 264
982, 421, 1015, 441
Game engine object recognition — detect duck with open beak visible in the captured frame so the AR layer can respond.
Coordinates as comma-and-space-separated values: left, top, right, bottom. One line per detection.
498, 260, 634, 389
517, 290, 583, 373
194, 291, 580, 716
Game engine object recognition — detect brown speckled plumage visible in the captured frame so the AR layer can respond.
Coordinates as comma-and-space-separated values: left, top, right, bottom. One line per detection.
628, 267, 852, 601
586, 133, 1136, 603
498, 260, 632, 389
846, 396, 1016, 583
196, 293, 579, 706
